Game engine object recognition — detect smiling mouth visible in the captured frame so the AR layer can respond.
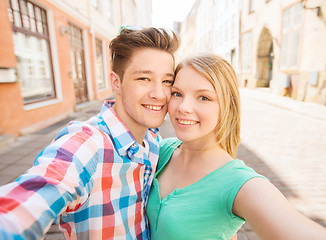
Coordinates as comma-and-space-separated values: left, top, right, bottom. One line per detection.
177, 119, 198, 125
143, 104, 164, 111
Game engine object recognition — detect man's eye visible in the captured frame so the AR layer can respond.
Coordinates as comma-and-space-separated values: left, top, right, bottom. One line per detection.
171, 92, 182, 97
163, 80, 173, 85
137, 77, 149, 81
199, 96, 210, 101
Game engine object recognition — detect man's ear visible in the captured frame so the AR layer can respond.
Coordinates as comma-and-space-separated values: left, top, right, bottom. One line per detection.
110, 72, 121, 93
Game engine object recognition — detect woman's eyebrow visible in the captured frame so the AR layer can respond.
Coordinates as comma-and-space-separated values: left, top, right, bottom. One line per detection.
171, 85, 180, 90
196, 89, 215, 93
165, 73, 175, 78
171, 85, 214, 93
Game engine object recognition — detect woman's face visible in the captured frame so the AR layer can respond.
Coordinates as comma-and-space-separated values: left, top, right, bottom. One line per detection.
168, 66, 220, 144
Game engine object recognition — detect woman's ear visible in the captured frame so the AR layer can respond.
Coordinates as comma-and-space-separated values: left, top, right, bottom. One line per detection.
110, 72, 121, 93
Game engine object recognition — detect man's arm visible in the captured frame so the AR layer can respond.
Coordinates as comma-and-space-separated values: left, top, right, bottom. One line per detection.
0, 123, 100, 239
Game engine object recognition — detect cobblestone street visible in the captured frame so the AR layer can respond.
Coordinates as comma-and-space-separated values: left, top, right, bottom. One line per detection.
239, 89, 326, 225
234, 89, 326, 239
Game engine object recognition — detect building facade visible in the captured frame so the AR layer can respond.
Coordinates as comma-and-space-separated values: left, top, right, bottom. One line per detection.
240, 0, 326, 104
178, 0, 326, 105
178, 0, 241, 74
0, 0, 152, 138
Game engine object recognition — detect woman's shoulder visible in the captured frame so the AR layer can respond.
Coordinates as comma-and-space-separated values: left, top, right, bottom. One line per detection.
156, 138, 182, 173
210, 160, 268, 193
159, 137, 181, 147
159, 137, 182, 154
214, 160, 269, 218
223, 159, 267, 181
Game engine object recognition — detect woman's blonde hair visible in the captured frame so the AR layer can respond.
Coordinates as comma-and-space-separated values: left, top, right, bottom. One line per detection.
175, 54, 241, 158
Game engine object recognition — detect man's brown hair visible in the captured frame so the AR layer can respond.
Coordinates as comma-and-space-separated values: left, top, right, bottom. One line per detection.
109, 27, 180, 79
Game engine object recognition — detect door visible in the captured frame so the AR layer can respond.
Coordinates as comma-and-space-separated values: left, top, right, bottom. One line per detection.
68, 23, 88, 104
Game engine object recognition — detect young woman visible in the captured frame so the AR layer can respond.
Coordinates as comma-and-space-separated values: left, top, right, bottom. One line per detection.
146, 54, 326, 239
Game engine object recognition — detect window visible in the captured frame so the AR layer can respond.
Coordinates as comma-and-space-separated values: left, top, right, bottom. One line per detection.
281, 3, 303, 68
225, 20, 228, 42
95, 38, 106, 90
249, 0, 255, 13
106, 0, 113, 19
92, 0, 99, 8
232, 15, 236, 40
220, 24, 224, 46
8, 0, 55, 104
241, 31, 253, 72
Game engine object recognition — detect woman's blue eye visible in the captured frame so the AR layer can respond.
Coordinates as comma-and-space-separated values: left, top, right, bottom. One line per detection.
171, 92, 182, 97
199, 96, 209, 101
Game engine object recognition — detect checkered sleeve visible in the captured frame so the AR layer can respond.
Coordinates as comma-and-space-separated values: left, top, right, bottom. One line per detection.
0, 123, 101, 239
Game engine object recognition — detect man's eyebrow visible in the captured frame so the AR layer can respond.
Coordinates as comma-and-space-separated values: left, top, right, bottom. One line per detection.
133, 70, 174, 77
133, 70, 152, 74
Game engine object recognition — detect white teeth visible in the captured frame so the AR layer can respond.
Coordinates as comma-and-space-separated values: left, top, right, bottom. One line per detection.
178, 119, 197, 125
144, 105, 162, 111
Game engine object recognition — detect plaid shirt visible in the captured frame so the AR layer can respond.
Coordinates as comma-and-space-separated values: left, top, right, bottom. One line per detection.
0, 101, 160, 239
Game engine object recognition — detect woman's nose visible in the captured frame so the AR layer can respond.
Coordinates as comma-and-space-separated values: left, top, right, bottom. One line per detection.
177, 98, 193, 114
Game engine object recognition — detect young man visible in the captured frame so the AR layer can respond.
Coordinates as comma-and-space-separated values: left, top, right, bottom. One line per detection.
0, 27, 179, 239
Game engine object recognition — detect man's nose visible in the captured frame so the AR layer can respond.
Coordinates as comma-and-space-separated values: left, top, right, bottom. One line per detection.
149, 81, 166, 100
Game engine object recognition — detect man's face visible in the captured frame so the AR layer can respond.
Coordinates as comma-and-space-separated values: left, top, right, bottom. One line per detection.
113, 48, 174, 136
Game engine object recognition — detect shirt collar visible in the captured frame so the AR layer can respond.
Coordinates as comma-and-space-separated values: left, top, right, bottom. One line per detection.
100, 101, 159, 164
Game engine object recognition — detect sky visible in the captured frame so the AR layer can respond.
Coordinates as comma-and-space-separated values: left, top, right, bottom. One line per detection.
151, 0, 196, 29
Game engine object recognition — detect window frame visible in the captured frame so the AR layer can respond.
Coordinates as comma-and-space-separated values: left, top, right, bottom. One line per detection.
8, 0, 56, 105
92, 0, 99, 9
248, 0, 255, 14
280, 3, 303, 69
241, 31, 253, 73
95, 37, 107, 91
106, 0, 113, 19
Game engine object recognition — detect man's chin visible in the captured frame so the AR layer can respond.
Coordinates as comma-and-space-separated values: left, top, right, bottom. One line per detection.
146, 119, 164, 129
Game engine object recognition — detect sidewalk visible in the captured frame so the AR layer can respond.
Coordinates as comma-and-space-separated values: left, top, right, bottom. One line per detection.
239, 87, 326, 122
237, 88, 326, 240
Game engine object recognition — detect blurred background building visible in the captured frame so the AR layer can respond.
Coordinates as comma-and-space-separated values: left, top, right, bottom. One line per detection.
177, 0, 326, 105
0, 0, 152, 139
0, 0, 325, 141
239, 0, 326, 103
178, 0, 240, 76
